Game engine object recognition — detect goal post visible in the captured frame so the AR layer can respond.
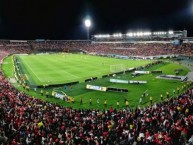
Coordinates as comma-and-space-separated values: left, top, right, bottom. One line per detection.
110, 64, 126, 73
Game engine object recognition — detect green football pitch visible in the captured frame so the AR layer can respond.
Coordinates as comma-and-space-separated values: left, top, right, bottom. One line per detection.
1, 54, 191, 110
15, 53, 153, 86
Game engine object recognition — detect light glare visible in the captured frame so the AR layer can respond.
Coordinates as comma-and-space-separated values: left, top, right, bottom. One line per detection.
85, 19, 91, 27
168, 30, 174, 34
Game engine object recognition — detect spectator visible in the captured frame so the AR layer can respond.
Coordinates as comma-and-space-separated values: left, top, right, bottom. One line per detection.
0, 40, 193, 144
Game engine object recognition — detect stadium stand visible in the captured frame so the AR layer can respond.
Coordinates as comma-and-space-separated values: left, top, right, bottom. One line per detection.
0, 70, 193, 144
0, 40, 193, 57
0, 40, 193, 144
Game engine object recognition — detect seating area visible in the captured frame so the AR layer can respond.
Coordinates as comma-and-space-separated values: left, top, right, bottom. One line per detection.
0, 40, 193, 57
0, 41, 193, 144
0, 70, 193, 144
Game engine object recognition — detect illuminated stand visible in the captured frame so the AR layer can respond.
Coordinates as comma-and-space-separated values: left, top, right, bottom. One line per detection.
92, 30, 187, 41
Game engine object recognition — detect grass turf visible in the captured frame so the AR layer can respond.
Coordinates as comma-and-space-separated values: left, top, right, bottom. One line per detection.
1, 54, 191, 110
15, 53, 152, 85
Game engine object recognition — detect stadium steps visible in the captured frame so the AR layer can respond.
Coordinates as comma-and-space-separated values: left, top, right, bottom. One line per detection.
186, 72, 193, 81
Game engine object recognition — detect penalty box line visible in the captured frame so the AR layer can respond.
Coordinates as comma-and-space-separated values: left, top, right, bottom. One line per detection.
23, 61, 44, 83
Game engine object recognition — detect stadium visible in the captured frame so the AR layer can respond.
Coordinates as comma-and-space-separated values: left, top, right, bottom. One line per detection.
0, 30, 193, 144
1, 1, 193, 144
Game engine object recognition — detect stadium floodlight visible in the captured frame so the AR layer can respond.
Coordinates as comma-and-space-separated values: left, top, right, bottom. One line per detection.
113, 33, 122, 37
99, 34, 109, 38
94, 35, 99, 38
126, 33, 133, 37
118, 33, 122, 37
168, 30, 174, 34
144, 32, 150, 36
136, 32, 142, 37
85, 19, 91, 28
94, 35, 101, 38
84, 19, 91, 40
105, 34, 110, 38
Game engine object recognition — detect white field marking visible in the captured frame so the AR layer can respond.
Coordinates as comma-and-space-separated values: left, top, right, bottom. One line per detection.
60, 70, 80, 78
21, 60, 43, 82
21, 56, 79, 82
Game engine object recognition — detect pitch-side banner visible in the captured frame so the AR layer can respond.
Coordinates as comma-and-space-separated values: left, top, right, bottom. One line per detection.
135, 71, 150, 74
55, 93, 65, 100
86, 84, 107, 92
129, 80, 147, 84
110, 79, 128, 84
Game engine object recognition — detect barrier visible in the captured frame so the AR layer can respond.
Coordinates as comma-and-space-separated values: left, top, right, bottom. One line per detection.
110, 79, 128, 84
151, 70, 162, 74
128, 80, 147, 84
85, 77, 98, 82
86, 84, 107, 92
157, 75, 187, 81
107, 87, 128, 93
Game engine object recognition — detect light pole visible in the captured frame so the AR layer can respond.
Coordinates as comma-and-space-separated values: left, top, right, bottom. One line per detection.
84, 19, 91, 40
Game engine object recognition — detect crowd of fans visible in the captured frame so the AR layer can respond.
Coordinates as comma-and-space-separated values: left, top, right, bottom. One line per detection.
0, 72, 193, 144
84, 43, 193, 57
28, 41, 193, 56
92, 36, 175, 42
0, 40, 193, 144
0, 40, 193, 56
0, 41, 32, 59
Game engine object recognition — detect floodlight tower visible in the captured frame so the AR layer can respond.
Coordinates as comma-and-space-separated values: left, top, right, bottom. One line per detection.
84, 19, 91, 40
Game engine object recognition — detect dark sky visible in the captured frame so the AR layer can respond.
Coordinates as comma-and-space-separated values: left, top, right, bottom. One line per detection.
0, 0, 192, 40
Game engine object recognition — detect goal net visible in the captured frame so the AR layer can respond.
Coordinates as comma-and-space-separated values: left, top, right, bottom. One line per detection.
110, 64, 126, 73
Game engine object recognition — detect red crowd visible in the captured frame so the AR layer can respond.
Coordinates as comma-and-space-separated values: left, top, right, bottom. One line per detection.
0, 40, 193, 57
0, 40, 193, 144
0, 72, 193, 145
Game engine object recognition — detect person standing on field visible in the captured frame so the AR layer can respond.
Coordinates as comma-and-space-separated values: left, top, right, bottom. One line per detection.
139, 97, 142, 105
41, 90, 43, 96
89, 97, 92, 105
166, 92, 169, 99
97, 98, 100, 107
177, 87, 180, 94
117, 101, 120, 109
46, 91, 49, 98
104, 99, 107, 107
125, 100, 129, 108
80, 96, 83, 105
160, 94, 163, 101
150, 96, 153, 105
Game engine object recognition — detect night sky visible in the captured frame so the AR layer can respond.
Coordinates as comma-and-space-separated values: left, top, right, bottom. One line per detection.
0, 0, 192, 40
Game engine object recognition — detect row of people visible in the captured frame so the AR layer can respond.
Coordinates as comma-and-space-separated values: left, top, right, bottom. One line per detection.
0, 40, 193, 56
0, 41, 193, 144
0, 72, 193, 144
